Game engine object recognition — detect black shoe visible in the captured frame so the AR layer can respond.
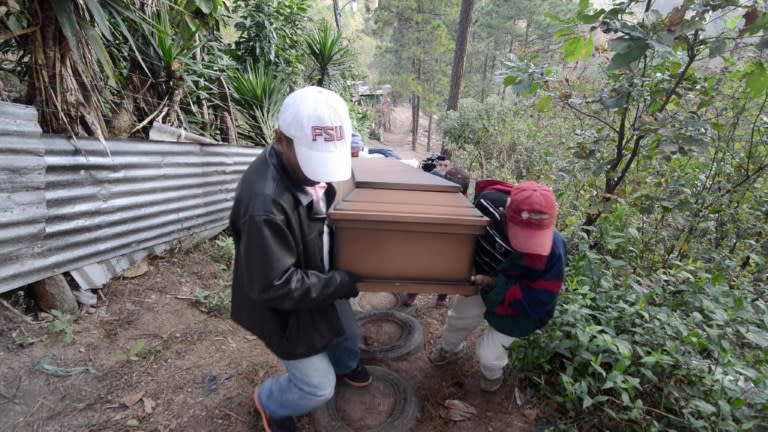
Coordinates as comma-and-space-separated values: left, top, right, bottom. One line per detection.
341, 364, 373, 387
254, 386, 297, 432
267, 416, 297, 432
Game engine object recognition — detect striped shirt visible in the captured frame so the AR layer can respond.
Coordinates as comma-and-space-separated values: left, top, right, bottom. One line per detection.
473, 191, 514, 275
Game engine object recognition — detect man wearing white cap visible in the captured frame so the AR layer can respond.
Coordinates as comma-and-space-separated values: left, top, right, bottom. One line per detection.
230, 86, 371, 432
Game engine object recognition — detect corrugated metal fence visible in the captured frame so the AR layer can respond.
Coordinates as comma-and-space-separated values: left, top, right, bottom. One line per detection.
0, 103, 261, 294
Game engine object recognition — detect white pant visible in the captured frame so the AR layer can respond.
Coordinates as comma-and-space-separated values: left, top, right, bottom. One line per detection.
440, 294, 516, 380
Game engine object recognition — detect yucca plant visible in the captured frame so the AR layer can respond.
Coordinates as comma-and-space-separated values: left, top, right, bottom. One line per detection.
228, 62, 290, 146
115, 0, 233, 139
150, 3, 200, 127
304, 21, 353, 89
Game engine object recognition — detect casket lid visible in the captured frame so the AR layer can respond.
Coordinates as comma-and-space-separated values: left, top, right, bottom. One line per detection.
330, 188, 487, 226
330, 158, 487, 227
351, 158, 460, 192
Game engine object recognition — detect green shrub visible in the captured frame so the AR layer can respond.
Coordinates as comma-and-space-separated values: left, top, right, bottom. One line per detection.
46, 309, 76, 344
209, 233, 235, 272
510, 244, 768, 430
115, 340, 146, 361
195, 286, 231, 317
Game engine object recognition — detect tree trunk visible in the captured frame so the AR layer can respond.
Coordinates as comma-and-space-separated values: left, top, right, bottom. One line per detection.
35, 3, 60, 133
333, 0, 342, 34
500, 35, 516, 101
165, 66, 184, 127
480, 51, 489, 103
218, 78, 238, 144
195, 34, 210, 134
29, 0, 108, 137
219, 112, 237, 144
411, 94, 420, 151
523, 15, 532, 56
108, 93, 135, 137
446, 0, 474, 112
427, 115, 433, 152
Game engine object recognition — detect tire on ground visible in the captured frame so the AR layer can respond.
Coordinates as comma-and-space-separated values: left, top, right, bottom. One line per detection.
313, 366, 421, 432
350, 292, 417, 316
357, 310, 424, 360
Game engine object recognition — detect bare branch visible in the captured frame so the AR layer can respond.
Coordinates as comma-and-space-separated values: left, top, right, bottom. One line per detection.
746, 91, 768, 173
658, 31, 700, 114
720, 163, 768, 198
612, 134, 643, 195
0, 26, 39, 42
564, 101, 619, 134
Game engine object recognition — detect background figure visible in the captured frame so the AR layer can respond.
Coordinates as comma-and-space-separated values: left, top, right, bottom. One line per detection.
420, 154, 447, 172
351, 131, 364, 157
436, 156, 451, 171
444, 165, 470, 196
367, 148, 402, 159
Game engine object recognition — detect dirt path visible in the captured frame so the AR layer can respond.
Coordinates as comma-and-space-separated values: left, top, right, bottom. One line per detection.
0, 108, 547, 431
366, 104, 442, 162
0, 235, 546, 432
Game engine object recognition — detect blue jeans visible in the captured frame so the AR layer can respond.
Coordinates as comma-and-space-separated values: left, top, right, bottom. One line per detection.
258, 300, 360, 419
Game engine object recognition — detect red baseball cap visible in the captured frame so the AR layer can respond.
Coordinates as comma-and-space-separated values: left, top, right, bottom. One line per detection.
506, 182, 557, 256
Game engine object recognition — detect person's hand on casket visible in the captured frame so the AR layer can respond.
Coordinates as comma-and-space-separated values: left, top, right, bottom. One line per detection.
468, 274, 494, 296
339, 271, 363, 298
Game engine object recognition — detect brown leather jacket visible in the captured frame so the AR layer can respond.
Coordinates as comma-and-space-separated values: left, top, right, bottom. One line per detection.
229, 145, 357, 360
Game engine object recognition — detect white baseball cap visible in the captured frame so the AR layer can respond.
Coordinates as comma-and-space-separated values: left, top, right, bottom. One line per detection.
278, 86, 352, 182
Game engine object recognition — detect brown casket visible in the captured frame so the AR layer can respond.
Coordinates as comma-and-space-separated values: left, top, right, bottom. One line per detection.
329, 158, 489, 295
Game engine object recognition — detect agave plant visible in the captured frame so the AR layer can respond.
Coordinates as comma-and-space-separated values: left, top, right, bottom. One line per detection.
304, 21, 353, 89
228, 62, 290, 147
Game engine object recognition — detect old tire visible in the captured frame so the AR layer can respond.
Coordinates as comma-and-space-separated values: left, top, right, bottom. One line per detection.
313, 366, 420, 432
351, 292, 417, 316
358, 310, 424, 360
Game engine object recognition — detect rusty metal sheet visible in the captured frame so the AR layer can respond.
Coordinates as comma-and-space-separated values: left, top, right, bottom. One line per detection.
0, 102, 42, 137
0, 114, 261, 293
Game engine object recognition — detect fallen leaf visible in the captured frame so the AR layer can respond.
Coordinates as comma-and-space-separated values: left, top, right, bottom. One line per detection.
113, 411, 127, 421
126, 418, 139, 426
523, 408, 538, 422
122, 391, 145, 407
142, 397, 155, 414
741, 6, 758, 36
664, 5, 687, 30
123, 261, 149, 278
440, 399, 477, 421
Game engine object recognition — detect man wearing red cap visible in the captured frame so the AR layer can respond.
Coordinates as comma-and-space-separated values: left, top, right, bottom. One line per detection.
429, 181, 567, 392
